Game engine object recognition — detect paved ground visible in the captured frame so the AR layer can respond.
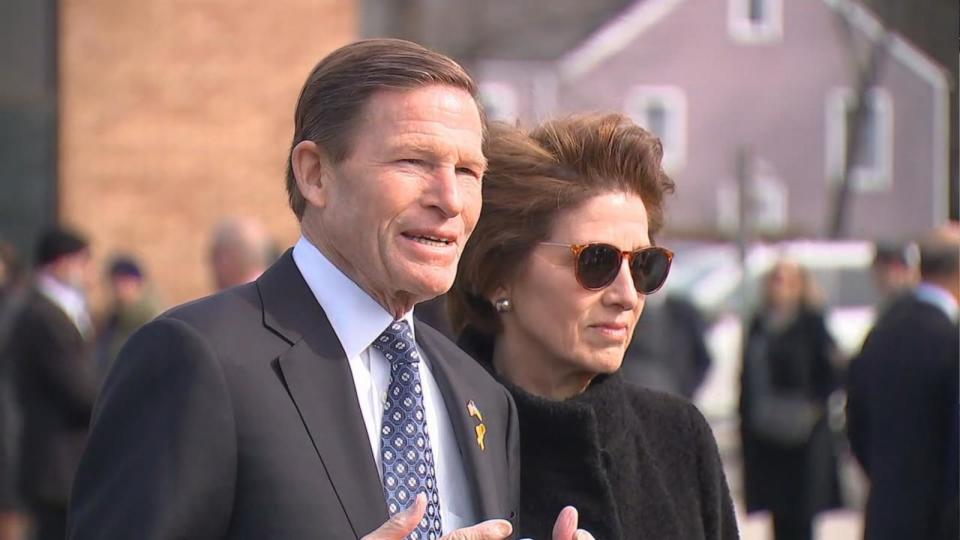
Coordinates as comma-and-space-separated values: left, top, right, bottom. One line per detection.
710, 415, 868, 540
737, 507, 863, 539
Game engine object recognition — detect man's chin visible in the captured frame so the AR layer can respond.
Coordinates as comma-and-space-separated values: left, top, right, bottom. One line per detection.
399, 273, 456, 302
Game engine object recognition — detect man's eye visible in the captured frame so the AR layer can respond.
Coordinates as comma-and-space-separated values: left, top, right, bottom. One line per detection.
400, 158, 426, 166
456, 167, 479, 179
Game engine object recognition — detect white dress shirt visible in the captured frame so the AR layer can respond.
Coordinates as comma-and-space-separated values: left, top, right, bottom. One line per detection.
36, 273, 93, 339
292, 236, 476, 531
914, 282, 959, 323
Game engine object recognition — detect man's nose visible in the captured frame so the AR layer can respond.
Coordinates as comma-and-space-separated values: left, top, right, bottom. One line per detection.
428, 166, 464, 218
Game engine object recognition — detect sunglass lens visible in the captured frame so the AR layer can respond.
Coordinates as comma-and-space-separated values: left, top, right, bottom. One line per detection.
631, 249, 671, 293
577, 244, 621, 289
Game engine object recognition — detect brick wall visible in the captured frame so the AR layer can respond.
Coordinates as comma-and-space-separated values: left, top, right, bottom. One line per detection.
59, 0, 356, 309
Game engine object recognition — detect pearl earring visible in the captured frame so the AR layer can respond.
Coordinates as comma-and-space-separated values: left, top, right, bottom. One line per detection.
494, 298, 512, 313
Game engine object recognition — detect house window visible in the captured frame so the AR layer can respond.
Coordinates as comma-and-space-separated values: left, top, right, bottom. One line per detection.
825, 87, 894, 192
728, 0, 783, 43
624, 86, 687, 172
479, 82, 518, 122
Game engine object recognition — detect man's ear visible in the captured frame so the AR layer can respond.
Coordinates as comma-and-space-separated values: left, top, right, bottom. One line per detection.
291, 140, 330, 209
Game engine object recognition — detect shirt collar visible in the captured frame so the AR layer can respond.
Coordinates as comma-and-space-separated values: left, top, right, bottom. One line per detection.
292, 235, 415, 358
914, 282, 959, 323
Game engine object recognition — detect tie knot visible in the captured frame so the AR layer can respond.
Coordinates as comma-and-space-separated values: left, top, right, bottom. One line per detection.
372, 320, 420, 365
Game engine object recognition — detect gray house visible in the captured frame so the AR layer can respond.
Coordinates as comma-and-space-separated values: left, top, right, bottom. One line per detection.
474, 0, 950, 239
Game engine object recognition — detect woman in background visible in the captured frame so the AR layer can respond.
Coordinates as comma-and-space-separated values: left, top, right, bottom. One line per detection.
449, 114, 738, 540
739, 259, 842, 540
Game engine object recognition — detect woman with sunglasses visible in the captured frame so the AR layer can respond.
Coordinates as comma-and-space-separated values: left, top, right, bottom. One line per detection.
448, 114, 738, 539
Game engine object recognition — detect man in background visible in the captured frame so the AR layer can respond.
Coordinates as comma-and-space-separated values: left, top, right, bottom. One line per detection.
95, 255, 161, 377
0, 240, 27, 540
847, 223, 960, 540
869, 240, 919, 316
620, 293, 712, 400
209, 216, 276, 290
6, 228, 98, 540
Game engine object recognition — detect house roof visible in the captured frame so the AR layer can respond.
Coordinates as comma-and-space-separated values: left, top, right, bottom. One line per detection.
555, 0, 949, 89
457, 0, 637, 60
543, 0, 949, 221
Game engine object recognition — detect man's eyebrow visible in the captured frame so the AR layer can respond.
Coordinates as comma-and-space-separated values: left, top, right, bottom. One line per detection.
387, 139, 438, 155
388, 139, 487, 170
461, 154, 487, 172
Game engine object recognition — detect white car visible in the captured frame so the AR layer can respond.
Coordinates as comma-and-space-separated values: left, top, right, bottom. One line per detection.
666, 240, 879, 420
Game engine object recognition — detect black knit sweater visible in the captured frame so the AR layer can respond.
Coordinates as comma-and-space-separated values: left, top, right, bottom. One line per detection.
459, 328, 739, 539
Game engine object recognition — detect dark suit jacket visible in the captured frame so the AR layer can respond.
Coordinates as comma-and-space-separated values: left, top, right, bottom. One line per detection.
847, 294, 960, 540
6, 289, 97, 506
0, 287, 26, 511
621, 295, 712, 399
68, 251, 520, 539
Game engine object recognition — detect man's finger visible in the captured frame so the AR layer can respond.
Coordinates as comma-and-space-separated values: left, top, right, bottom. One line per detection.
551, 506, 579, 540
361, 493, 427, 540
440, 519, 512, 540
574, 530, 596, 540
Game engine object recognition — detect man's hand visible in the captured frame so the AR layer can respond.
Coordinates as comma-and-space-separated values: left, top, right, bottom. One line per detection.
361, 494, 513, 540
550, 506, 595, 540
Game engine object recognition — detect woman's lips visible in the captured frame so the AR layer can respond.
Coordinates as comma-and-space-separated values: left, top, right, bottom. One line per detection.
589, 323, 630, 340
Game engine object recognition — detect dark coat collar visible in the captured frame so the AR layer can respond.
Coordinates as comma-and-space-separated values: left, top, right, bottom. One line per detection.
414, 321, 506, 522
457, 325, 629, 449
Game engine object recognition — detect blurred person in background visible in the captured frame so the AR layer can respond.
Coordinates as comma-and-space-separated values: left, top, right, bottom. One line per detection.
738, 259, 842, 540
869, 241, 919, 317
0, 241, 27, 540
95, 255, 162, 377
846, 223, 960, 540
6, 228, 98, 540
209, 216, 277, 290
450, 115, 738, 540
619, 293, 712, 400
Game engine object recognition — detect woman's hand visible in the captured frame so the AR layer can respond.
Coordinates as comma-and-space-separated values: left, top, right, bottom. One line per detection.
550, 506, 595, 540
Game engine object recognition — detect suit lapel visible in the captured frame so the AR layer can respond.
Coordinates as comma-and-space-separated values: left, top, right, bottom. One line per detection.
258, 251, 388, 537
415, 320, 500, 521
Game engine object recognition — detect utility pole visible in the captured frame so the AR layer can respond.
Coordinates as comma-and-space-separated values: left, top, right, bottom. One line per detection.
828, 1, 891, 238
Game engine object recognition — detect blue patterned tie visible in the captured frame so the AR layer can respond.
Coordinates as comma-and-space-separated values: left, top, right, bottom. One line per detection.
372, 320, 443, 539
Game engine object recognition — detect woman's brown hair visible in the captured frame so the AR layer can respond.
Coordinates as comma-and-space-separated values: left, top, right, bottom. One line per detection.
449, 113, 675, 336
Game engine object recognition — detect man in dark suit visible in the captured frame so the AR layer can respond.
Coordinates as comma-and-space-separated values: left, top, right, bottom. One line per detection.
6, 228, 98, 540
847, 224, 960, 540
69, 39, 559, 540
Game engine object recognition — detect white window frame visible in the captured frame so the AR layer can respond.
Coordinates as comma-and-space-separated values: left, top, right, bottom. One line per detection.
728, 0, 784, 44
479, 81, 519, 123
624, 85, 687, 172
825, 87, 894, 192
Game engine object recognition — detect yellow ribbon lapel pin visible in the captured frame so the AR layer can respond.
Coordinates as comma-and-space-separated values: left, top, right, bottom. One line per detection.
467, 400, 486, 451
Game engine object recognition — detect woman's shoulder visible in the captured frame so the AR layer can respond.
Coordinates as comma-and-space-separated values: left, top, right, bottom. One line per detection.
620, 381, 712, 438
621, 380, 695, 411
617, 381, 724, 485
